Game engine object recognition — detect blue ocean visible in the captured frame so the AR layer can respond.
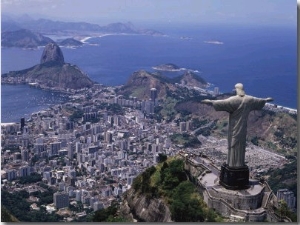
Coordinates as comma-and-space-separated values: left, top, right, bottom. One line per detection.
1, 24, 297, 122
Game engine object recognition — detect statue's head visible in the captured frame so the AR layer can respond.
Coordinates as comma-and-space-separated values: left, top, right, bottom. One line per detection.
235, 83, 245, 96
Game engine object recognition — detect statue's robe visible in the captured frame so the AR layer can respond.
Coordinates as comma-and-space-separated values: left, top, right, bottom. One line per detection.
212, 95, 266, 167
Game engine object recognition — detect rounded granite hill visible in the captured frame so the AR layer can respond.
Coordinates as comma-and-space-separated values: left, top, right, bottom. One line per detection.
2, 42, 94, 90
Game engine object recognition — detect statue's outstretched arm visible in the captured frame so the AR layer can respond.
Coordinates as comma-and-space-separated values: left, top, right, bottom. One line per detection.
265, 97, 273, 102
201, 99, 213, 105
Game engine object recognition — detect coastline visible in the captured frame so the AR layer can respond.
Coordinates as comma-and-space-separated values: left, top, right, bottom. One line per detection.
2, 29, 296, 121
263, 103, 297, 116
152, 66, 200, 73
1, 83, 71, 123
80, 34, 116, 43
80, 32, 162, 43
1, 82, 297, 124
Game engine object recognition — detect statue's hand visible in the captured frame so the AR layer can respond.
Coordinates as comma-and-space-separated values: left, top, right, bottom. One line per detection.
265, 97, 273, 102
202, 99, 213, 104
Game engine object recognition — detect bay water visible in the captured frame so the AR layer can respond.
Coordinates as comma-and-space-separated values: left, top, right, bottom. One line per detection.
1, 24, 297, 122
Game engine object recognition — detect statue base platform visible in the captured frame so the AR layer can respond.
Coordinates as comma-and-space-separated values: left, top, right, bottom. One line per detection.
189, 155, 278, 222
203, 179, 268, 221
219, 164, 249, 190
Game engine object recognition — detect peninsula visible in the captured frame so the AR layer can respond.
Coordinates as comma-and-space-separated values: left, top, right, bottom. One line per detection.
1, 29, 54, 48
1, 42, 94, 91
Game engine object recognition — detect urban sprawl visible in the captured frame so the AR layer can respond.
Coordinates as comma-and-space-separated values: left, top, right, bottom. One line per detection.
1, 83, 296, 221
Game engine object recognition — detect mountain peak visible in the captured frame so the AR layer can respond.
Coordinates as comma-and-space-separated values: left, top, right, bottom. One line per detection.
177, 71, 207, 87
40, 42, 65, 64
1, 29, 53, 48
2, 41, 94, 90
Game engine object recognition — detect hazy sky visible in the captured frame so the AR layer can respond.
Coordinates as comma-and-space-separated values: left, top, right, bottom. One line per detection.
1, 0, 297, 26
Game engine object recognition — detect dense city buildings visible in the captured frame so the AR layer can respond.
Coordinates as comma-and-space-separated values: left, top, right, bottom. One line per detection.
276, 189, 296, 211
54, 191, 70, 209
1, 84, 296, 221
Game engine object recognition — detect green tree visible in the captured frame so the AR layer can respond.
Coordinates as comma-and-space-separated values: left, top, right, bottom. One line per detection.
18, 172, 42, 184
158, 153, 167, 163
169, 181, 204, 222
69, 109, 84, 121
107, 103, 124, 115
162, 159, 186, 190
92, 200, 127, 222
1, 206, 18, 222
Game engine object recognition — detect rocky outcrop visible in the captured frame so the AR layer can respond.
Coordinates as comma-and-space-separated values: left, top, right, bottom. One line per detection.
178, 71, 207, 88
118, 69, 208, 100
2, 43, 94, 90
120, 188, 172, 222
40, 42, 65, 64
118, 70, 176, 99
1, 29, 53, 48
152, 63, 181, 71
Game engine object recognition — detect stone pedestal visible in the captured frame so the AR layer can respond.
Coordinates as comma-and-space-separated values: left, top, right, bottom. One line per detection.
203, 180, 267, 221
219, 163, 249, 190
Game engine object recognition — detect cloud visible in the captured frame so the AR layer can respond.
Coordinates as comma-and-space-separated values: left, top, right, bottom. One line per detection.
1, 0, 296, 25
2, 0, 64, 16
1, 0, 22, 5
2, 0, 58, 8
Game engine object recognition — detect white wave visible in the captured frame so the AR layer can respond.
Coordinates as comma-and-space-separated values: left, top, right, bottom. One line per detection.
81, 36, 92, 43
204, 40, 224, 45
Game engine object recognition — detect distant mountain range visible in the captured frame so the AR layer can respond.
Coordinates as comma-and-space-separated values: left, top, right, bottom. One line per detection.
1, 14, 164, 36
1, 15, 164, 48
1, 29, 86, 48
1, 29, 54, 48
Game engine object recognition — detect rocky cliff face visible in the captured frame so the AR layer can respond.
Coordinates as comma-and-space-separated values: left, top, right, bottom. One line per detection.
120, 188, 172, 222
40, 43, 65, 64
2, 43, 94, 90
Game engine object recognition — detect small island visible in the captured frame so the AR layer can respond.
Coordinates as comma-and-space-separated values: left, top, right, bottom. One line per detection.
180, 36, 192, 40
152, 63, 184, 72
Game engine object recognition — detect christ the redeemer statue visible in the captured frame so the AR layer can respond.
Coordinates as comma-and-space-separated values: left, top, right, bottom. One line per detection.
202, 83, 273, 189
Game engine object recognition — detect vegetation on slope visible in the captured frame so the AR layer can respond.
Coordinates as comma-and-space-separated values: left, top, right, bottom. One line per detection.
170, 133, 201, 148
92, 200, 128, 222
131, 157, 223, 222
265, 159, 297, 198
171, 90, 297, 156
1, 189, 63, 222
1, 206, 19, 222
260, 158, 297, 222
